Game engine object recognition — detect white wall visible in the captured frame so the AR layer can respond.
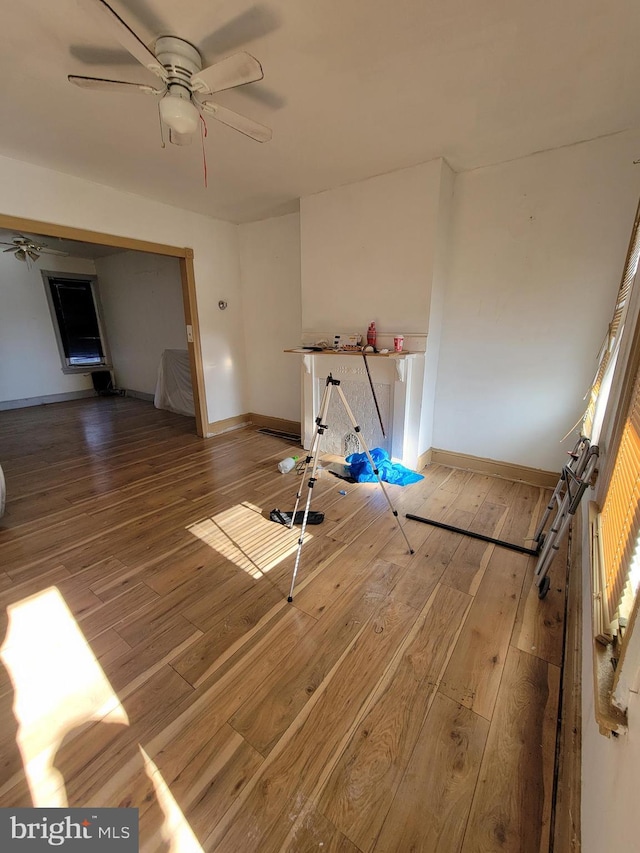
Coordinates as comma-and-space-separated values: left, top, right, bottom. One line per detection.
434, 130, 640, 472
4, 130, 639, 463
95, 251, 186, 395
0, 252, 97, 403
300, 159, 449, 461
0, 154, 243, 429
300, 159, 444, 340
238, 213, 301, 422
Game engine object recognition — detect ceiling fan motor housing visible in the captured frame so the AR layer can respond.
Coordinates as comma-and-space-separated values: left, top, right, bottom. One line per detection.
154, 37, 203, 135
154, 36, 202, 90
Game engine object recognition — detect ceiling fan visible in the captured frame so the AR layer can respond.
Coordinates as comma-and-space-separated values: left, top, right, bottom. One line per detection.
69, 0, 272, 145
0, 236, 69, 263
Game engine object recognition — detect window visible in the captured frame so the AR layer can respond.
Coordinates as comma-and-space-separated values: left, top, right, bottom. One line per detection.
43, 273, 111, 373
587, 199, 640, 733
587, 203, 640, 645
584, 200, 640, 442
592, 362, 640, 644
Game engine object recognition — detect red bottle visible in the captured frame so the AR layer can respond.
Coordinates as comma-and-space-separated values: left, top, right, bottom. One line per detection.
367, 322, 377, 349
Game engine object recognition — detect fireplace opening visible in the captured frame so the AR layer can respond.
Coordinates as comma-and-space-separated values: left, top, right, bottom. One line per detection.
344, 432, 359, 456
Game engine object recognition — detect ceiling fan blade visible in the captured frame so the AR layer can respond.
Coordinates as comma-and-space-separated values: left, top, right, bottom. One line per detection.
37, 248, 70, 257
69, 45, 137, 66
197, 100, 272, 142
169, 129, 193, 146
192, 52, 264, 95
68, 75, 163, 95
2, 246, 17, 252
77, 0, 167, 81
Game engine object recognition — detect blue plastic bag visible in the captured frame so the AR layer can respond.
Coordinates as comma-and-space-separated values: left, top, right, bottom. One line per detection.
345, 448, 424, 486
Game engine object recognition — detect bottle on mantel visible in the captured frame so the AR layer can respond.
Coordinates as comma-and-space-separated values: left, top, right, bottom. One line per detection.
366, 321, 377, 349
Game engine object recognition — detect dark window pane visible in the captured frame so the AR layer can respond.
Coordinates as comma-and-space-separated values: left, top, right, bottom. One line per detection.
49, 279, 104, 364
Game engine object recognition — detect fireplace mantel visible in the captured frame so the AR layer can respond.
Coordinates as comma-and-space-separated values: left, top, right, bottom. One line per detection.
287, 350, 424, 469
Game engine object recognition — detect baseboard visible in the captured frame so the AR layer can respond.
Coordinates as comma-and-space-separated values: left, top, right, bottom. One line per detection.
428, 447, 559, 488
206, 413, 252, 437
206, 412, 302, 439
0, 389, 95, 411
416, 448, 433, 471
248, 413, 301, 436
124, 389, 155, 402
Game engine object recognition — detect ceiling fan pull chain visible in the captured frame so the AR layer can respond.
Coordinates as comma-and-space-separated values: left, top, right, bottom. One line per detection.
200, 115, 208, 188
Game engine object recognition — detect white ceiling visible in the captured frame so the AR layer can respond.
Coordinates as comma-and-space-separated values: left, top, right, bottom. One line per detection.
1, 0, 640, 223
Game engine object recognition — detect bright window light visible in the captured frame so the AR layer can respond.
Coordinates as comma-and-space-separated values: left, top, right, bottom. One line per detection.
628, 530, 640, 594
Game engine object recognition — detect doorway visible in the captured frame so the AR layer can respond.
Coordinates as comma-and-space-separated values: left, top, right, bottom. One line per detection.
0, 213, 207, 437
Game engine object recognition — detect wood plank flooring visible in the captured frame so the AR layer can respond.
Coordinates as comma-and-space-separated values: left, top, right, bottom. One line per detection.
0, 397, 567, 852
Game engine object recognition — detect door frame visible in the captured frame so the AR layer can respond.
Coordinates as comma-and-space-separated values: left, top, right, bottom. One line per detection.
0, 213, 208, 437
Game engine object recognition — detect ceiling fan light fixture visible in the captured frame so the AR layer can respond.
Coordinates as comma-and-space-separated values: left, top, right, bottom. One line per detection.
159, 90, 199, 136
27, 250, 40, 262
15, 249, 27, 262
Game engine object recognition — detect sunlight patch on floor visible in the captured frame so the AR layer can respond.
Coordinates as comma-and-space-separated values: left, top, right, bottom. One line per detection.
187, 502, 311, 579
140, 746, 203, 852
0, 587, 203, 851
0, 587, 128, 805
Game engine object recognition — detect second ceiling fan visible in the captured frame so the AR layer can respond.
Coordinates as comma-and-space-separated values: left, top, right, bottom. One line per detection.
69, 0, 272, 145
0, 235, 69, 262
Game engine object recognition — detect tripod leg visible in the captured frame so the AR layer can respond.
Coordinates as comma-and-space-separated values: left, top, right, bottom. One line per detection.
333, 383, 414, 555
287, 380, 334, 601
289, 378, 333, 527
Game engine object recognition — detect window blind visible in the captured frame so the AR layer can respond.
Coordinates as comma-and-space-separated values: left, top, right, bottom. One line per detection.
599, 363, 640, 628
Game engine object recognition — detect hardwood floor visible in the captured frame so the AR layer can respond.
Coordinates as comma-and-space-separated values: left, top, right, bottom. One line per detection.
0, 397, 567, 852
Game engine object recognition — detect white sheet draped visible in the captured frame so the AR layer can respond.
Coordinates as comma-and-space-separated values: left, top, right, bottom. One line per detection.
154, 349, 195, 417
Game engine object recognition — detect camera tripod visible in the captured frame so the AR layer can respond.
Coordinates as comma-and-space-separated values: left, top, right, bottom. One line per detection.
286, 373, 414, 601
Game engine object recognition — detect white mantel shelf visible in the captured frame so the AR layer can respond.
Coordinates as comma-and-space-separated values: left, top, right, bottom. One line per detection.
285, 348, 418, 356
287, 349, 424, 469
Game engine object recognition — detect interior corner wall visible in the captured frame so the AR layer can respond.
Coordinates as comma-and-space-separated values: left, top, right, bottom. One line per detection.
0, 154, 245, 428
419, 159, 455, 455
300, 159, 443, 338
433, 129, 640, 473
0, 252, 97, 403
95, 251, 186, 396
238, 212, 301, 423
